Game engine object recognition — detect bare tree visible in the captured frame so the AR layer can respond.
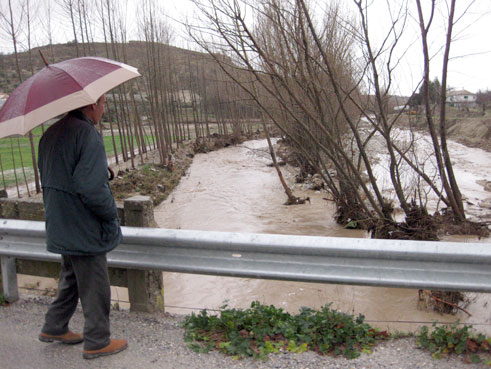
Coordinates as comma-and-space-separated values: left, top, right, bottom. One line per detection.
57, 0, 80, 56
476, 89, 491, 114
96, 0, 122, 163
40, 0, 56, 62
0, 0, 31, 196
187, 0, 476, 239
188, 0, 379, 214
138, 0, 172, 164
25, 0, 42, 193
226, 0, 306, 205
0, 0, 24, 82
416, 0, 465, 222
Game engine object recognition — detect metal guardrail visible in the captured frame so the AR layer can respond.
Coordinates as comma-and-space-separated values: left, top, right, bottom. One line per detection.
1, 219, 491, 302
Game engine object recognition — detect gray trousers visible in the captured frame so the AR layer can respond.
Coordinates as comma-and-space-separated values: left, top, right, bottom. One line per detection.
41, 254, 111, 351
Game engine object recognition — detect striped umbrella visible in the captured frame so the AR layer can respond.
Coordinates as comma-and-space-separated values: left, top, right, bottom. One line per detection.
0, 56, 140, 138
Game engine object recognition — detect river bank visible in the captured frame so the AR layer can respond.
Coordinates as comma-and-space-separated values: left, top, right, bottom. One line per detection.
12, 135, 491, 333
150, 138, 490, 337
3, 135, 490, 368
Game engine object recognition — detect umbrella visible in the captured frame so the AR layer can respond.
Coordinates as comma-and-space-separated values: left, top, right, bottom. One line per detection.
0, 55, 140, 138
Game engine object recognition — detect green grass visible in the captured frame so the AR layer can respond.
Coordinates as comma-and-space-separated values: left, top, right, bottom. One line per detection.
0, 119, 259, 188
102, 134, 155, 157
0, 136, 41, 179
0, 125, 155, 188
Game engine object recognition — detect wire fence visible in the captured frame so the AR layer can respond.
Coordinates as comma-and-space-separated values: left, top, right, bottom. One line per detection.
15, 283, 491, 330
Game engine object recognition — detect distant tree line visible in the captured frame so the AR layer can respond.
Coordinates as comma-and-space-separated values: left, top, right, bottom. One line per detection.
0, 0, 259, 196
476, 89, 491, 113
409, 78, 441, 107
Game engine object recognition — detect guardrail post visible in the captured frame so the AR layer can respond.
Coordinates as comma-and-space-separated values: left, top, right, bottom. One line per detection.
124, 195, 157, 227
1, 256, 19, 302
124, 196, 164, 313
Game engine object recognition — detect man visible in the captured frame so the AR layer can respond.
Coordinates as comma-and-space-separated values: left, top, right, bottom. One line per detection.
37, 94, 127, 360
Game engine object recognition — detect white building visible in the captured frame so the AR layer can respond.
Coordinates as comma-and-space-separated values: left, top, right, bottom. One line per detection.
446, 89, 476, 107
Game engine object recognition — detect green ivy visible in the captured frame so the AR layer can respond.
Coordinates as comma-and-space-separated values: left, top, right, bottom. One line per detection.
181, 301, 387, 360
344, 220, 358, 229
417, 322, 491, 364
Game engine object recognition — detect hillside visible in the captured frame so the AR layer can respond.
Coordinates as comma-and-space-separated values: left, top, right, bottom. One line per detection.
0, 41, 222, 94
446, 117, 491, 151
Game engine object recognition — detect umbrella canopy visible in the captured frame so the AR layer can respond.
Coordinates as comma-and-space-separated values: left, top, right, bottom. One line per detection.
0, 56, 140, 138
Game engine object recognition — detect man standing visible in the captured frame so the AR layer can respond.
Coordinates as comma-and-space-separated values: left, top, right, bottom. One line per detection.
37, 94, 127, 359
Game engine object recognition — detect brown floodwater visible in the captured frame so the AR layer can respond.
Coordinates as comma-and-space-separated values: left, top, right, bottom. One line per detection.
154, 139, 491, 334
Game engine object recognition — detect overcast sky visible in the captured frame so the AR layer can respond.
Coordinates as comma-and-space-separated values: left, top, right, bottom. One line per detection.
0, 0, 490, 95
358, 0, 491, 95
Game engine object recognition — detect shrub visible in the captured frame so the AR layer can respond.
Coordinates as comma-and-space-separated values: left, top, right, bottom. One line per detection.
181, 301, 388, 360
417, 322, 491, 364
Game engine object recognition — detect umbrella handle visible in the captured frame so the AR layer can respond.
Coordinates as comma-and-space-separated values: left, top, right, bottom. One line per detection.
108, 166, 115, 181
39, 50, 49, 66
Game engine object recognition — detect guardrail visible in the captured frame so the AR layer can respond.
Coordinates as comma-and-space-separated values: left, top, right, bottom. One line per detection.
1, 219, 490, 311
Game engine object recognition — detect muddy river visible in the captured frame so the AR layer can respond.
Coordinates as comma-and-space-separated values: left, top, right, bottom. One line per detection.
154, 139, 491, 334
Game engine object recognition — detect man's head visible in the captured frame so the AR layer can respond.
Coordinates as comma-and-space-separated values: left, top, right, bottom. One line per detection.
80, 94, 106, 125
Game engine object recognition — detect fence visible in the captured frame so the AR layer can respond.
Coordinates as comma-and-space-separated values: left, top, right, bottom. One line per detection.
1, 195, 490, 312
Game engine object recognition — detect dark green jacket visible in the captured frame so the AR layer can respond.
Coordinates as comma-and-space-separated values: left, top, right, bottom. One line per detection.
38, 110, 122, 255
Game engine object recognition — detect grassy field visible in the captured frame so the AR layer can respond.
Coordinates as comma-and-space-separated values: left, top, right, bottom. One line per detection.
0, 125, 44, 172
0, 120, 260, 188
0, 124, 155, 188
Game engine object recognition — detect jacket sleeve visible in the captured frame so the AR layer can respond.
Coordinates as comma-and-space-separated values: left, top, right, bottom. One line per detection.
72, 125, 118, 222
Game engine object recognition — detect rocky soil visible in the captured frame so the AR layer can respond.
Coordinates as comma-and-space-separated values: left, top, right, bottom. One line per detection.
395, 112, 491, 152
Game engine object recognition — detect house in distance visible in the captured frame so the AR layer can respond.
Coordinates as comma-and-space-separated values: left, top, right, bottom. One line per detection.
446, 89, 477, 107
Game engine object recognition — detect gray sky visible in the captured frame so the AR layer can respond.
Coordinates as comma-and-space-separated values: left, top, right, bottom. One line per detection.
0, 0, 490, 95
358, 0, 491, 95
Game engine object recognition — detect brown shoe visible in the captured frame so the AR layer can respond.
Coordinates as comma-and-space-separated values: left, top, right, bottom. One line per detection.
82, 339, 128, 360
39, 331, 84, 344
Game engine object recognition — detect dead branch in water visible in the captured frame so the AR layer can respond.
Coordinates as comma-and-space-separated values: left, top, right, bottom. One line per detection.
284, 196, 310, 206
419, 290, 471, 316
